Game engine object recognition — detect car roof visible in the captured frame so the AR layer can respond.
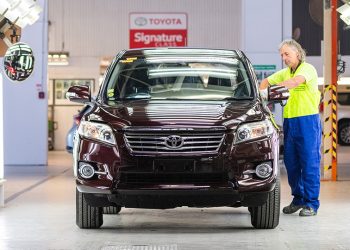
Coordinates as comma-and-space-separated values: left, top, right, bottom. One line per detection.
119, 48, 242, 60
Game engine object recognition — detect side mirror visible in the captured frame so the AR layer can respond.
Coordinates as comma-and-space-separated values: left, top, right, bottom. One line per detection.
66, 85, 91, 104
3, 42, 35, 82
268, 85, 289, 102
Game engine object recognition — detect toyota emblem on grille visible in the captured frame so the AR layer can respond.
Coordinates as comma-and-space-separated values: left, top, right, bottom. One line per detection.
165, 135, 184, 149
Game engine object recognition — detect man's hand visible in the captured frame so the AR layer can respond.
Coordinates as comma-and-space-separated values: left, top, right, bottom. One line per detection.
259, 88, 268, 100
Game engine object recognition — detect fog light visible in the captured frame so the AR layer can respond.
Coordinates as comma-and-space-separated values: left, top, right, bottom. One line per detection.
255, 163, 272, 179
78, 164, 95, 179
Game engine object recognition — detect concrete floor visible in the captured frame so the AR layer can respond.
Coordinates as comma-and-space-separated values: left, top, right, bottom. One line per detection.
1, 150, 350, 250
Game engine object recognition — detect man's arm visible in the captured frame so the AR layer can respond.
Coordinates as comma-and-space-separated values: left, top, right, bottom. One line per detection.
259, 78, 270, 90
278, 75, 306, 89
259, 75, 305, 90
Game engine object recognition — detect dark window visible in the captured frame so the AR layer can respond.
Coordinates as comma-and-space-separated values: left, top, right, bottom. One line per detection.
292, 0, 350, 56
338, 93, 350, 105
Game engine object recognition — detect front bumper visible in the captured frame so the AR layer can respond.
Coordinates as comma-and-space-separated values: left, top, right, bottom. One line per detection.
78, 185, 270, 208
74, 130, 279, 199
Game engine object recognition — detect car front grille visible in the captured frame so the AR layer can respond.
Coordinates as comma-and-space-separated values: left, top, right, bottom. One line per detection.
123, 127, 225, 155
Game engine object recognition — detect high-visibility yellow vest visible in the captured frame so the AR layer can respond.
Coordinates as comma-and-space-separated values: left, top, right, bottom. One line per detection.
267, 62, 320, 118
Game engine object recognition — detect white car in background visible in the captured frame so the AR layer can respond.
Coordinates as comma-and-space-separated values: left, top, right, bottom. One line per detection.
337, 89, 350, 145
320, 85, 350, 146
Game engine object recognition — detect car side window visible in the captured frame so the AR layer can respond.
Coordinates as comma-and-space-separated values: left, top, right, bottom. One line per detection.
234, 68, 251, 97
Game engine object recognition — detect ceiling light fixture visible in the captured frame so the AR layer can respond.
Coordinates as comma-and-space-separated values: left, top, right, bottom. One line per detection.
0, 0, 42, 28
337, 2, 350, 25
48, 52, 69, 66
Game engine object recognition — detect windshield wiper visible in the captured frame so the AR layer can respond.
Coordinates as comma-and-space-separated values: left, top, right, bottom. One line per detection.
107, 97, 151, 102
223, 96, 254, 101
125, 93, 151, 99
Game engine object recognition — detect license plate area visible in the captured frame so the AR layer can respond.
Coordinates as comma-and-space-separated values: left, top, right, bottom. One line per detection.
154, 159, 195, 172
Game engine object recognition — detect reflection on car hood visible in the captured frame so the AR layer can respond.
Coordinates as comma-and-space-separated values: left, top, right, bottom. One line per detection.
91, 100, 264, 129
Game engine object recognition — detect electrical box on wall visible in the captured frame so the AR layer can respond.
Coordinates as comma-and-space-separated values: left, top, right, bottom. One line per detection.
38, 91, 45, 99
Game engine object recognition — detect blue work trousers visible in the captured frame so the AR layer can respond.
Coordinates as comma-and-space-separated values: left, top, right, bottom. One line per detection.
283, 114, 322, 211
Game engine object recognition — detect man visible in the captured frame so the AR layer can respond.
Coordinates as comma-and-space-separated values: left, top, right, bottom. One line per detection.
260, 39, 321, 216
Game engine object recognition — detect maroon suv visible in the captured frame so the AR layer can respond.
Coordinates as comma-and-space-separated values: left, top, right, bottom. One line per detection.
67, 48, 288, 229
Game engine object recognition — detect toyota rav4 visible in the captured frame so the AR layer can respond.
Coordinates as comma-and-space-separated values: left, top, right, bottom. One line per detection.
66, 48, 289, 229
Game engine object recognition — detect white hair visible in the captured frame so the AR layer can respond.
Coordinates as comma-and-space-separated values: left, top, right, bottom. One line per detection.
279, 39, 306, 62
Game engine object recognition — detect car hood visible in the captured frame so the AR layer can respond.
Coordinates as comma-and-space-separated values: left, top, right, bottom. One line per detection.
91, 100, 265, 129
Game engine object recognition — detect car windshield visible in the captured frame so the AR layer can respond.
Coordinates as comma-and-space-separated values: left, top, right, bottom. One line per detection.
105, 51, 254, 102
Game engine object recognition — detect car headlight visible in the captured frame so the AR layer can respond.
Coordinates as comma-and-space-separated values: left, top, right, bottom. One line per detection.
234, 120, 274, 144
78, 121, 116, 145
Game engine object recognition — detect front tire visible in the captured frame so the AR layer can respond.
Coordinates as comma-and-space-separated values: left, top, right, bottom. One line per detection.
249, 180, 280, 229
76, 188, 103, 229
